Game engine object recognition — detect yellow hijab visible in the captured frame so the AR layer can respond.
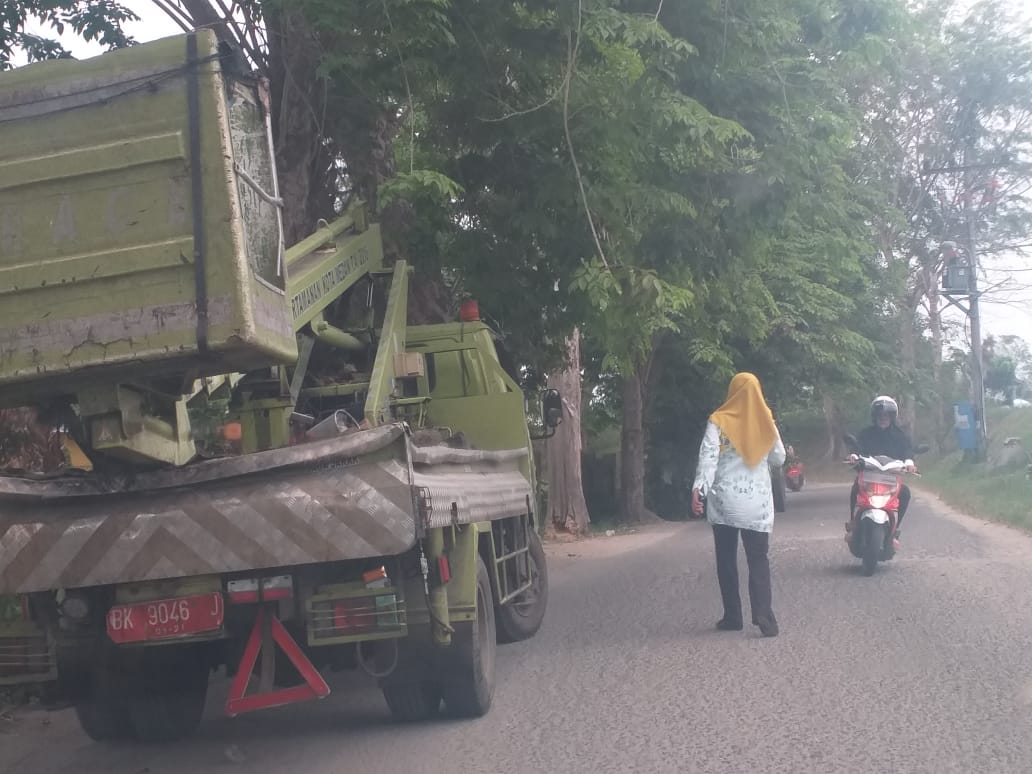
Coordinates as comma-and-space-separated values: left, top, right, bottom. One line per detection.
709, 372, 778, 468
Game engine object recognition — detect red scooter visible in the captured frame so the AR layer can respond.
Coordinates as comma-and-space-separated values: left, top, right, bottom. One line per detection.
785, 448, 804, 492
842, 434, 927, 576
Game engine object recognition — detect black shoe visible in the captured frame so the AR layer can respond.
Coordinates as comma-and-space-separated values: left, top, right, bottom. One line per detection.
756, 616, 779, 637
716, 618, 744, 631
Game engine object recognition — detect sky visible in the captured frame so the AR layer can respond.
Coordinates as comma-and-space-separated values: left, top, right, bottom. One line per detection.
20, 0, 1032, 343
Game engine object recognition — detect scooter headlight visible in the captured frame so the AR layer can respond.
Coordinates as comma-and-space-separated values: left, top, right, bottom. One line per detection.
867, 494, 891, 509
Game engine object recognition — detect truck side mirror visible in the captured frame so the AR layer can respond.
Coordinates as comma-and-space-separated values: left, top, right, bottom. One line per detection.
913, 443, 930, 455
843, 433, 859, 452
542, 389, 563, 429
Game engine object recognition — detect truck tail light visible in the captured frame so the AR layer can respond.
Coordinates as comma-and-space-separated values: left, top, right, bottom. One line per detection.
459, 300, 480, 322
227, 575, 294, 604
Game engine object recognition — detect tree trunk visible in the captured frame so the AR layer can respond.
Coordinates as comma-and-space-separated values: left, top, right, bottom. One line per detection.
264, 6, 331, 245
620, 368, 646, 523
619, 361, 661, 524
925, 267, 947, 449
407, 274, 454, 324
899, 308, 918, 437
613, 438, 622, 505
545, 330, 591, 535
822, 391, 844, 461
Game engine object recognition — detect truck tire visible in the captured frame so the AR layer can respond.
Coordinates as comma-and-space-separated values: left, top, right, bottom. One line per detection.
496, 529, 549, 643
382, 680, 442, 722
126, 649, 209, 742
72, 664, 132, 742
440, 556, 496, 718
75, 699, 132, 742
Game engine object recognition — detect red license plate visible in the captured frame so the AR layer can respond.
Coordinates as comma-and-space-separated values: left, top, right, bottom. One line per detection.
106, 593, 224, 644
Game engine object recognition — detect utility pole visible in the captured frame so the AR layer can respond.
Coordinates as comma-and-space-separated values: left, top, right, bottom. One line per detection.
924, 122, 996, 462
932, 182, 990, 458
963, 138, 988, 461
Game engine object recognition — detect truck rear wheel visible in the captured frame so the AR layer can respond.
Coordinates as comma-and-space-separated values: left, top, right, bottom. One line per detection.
126, 648, 209, 742
496, 529, 548, 643
382, 680, 442, 722
72, 663, 132, 742
441, 556, 496, 718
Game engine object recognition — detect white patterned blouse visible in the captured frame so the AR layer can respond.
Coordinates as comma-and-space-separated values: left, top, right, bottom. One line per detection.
693, 421, 786, 533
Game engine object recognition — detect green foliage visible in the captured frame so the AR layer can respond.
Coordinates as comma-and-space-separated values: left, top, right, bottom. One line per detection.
987, 336, 1032, 387
378, 170, 464, 209
985, 356, 1017, 395
571, 261, 692, 372
0, 1, 137, 69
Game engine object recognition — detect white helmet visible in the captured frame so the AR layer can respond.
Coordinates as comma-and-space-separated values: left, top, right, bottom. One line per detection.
871, 395, 898, 424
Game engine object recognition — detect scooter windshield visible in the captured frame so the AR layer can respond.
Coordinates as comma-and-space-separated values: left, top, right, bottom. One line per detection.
860, 470, 900, 490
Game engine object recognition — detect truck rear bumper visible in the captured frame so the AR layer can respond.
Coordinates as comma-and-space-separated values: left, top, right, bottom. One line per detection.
0, 425, 417, 594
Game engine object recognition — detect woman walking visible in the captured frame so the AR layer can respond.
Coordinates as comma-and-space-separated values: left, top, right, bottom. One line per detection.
691, 372, 785, 637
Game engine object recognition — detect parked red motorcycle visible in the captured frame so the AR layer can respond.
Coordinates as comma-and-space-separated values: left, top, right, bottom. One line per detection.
785, 447, 804, 492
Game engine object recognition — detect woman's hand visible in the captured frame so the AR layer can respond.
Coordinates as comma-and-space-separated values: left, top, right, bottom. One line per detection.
691, 488, 705, 516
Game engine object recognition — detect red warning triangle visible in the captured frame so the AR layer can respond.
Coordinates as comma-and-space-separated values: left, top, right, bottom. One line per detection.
226, 607, 330, 716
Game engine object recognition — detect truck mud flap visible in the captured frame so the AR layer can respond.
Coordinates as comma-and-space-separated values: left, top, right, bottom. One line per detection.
0, 426, 417, 594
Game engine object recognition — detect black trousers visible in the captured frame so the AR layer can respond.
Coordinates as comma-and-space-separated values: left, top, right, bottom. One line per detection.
849, 482, 911, 527
712, 524, 775, 626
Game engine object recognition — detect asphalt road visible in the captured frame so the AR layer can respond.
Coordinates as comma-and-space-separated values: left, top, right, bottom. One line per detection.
3, 482, 1032, 774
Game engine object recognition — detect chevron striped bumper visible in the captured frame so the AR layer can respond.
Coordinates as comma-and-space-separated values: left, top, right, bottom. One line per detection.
0, 425, 419, 594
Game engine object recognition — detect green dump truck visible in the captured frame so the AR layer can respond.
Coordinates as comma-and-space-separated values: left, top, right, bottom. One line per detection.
0, 31, 555, 742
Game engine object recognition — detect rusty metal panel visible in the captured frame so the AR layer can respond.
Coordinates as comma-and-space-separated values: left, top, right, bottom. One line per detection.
411, 446, 532, 529
0, 426, 417, 594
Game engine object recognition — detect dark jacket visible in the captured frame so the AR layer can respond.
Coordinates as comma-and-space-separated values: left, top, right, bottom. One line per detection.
857, 424, 913, 462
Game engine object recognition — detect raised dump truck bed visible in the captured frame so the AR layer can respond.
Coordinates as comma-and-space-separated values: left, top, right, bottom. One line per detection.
0, 30, 296, 405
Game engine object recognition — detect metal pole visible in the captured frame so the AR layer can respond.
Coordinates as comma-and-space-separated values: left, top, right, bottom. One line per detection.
963, 139, 988, 461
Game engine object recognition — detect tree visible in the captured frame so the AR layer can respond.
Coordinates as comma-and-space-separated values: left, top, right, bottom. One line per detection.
638, 0, 903, 470
985, 355, 1017, 400
983, 334, 1032, 402
852, 0, 1032, 437
545, 330, 591, 535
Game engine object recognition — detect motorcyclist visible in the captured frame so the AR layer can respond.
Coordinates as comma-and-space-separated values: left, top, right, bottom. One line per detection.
847, 396, 915, 542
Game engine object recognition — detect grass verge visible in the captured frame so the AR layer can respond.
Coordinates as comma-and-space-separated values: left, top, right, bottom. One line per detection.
917, 406, 1032, 530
